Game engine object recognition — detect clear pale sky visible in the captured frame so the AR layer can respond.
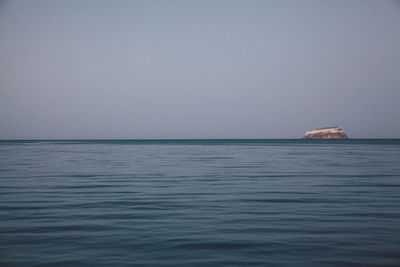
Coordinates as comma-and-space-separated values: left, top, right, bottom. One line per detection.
1, 0, 399, 139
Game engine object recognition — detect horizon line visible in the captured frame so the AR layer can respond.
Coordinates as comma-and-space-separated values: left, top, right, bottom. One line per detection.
1, 138, 400, 141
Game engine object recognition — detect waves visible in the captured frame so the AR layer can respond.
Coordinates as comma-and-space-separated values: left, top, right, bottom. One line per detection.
1, 140, 400, 266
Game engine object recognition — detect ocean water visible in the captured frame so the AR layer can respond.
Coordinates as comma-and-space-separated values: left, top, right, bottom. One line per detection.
1, 139, 400, 266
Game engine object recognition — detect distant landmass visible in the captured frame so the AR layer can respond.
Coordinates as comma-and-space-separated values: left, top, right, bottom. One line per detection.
302, 126, 348, 139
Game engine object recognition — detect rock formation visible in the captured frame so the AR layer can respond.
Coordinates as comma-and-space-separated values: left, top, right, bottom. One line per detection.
302, 126, 348, 139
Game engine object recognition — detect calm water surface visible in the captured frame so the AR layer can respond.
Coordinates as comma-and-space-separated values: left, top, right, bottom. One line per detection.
1, 139, 400, 266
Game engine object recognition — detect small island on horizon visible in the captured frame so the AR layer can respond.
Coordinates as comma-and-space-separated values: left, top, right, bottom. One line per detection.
302, 126, 348, 139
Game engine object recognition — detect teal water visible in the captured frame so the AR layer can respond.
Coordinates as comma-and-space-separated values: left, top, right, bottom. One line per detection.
1, 139, 400, 266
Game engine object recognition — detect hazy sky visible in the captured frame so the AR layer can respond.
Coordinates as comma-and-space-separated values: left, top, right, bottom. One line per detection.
1, 0, 399, 139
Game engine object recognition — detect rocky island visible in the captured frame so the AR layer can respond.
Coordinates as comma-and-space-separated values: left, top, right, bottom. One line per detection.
302, 126, 348, 139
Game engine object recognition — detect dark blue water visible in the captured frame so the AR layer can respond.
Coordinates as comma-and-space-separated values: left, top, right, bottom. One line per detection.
1, 139, 400, 266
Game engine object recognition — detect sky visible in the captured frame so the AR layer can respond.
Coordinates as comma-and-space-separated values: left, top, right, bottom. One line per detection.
0, 0, 399, 139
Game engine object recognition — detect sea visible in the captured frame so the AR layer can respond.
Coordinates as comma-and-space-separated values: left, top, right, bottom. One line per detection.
1, 139, 400, 266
